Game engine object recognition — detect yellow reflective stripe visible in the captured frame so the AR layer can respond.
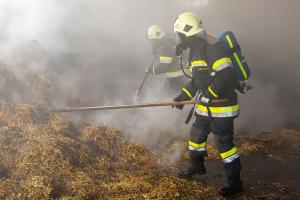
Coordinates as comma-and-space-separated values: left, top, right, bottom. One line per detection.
208, 86, 218, 98
164, 70, 184, 78
226, 35, 234, 48
160, 56, 173, 63
191, 60, 207, 66
182, 88, 192, 99
220, 146, 238, 159
189, 140, 206, 148
160, 56, 173, 60
233, 52, 248, 79
197, 105, 240, 113
226, 34, 248, 80
212, 57, 232, 71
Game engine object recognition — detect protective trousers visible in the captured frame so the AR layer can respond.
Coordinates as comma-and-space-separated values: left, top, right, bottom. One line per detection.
188, 114, 239, 162
187, 114, 243, 195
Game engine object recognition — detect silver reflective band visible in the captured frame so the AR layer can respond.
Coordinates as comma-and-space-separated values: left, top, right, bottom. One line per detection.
223, 153, 240, 163
214, 62, 231, 71
195, 109, 240, 118
189, 146, 206, 152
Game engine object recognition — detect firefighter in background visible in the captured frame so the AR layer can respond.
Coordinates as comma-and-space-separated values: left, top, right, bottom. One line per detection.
146, 25, 188, 92
172, 13, 244, 197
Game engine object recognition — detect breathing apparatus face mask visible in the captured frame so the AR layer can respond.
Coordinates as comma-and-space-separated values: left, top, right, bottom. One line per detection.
175, 32, 189, 56
175, 32, 193, 78
176, 32, 189, 47
150, 39, 161, 55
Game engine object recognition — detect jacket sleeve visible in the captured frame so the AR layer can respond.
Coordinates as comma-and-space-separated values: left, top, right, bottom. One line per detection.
177, 77, 198, 100
153, 56, 177, 74
153, 37, 178, 75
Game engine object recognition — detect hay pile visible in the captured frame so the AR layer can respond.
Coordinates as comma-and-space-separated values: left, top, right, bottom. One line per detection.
257, 129, 300, 162
0, 102, 218, 199
0, 63, 54, 104
0, 63, 91, 107
0, 64, 24, 103
0, 59, 218, 199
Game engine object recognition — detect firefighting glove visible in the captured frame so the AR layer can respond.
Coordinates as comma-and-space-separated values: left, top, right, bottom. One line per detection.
172, 93, 189, 110
241, 81, 253, 93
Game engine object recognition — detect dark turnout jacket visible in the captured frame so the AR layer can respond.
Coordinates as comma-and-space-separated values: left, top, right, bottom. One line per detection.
150, 33, 187, 78
178, 35, 241, 118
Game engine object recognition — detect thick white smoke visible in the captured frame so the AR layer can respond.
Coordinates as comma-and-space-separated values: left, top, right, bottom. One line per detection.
0, 0, 299, 151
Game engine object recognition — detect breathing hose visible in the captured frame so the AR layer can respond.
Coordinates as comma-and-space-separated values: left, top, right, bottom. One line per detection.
179, 54, 193, 79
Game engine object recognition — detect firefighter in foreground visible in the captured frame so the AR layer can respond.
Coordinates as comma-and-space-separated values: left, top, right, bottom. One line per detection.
173, 13, 244, 197
146, 25, 188, 92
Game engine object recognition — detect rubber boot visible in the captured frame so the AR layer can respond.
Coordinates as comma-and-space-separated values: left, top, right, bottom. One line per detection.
178, 151, 206, 178
218, 158, 244, 197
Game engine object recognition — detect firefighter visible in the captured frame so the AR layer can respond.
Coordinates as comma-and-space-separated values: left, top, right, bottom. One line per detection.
147, 25, 188, 92
173, 13, 244, 197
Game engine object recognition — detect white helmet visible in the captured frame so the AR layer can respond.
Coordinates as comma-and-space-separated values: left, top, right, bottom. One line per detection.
174, 12, 205, 37
147, 25, 166, 40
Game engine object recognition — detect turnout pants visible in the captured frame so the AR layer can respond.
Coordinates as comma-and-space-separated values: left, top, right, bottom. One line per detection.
188, 114, 240, 163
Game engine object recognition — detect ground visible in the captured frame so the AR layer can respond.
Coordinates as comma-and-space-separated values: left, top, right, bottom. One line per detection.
0, 102, 299, 199
157, 129, 300, 199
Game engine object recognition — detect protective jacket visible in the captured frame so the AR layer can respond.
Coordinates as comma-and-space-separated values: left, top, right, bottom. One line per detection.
178, 35, 241, 117
150, 33, 188, 78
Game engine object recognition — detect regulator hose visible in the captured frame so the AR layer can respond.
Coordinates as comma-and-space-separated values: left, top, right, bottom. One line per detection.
179, 54, 192, 79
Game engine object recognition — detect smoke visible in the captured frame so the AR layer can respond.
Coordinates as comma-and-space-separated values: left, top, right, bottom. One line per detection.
0, 0, 299, 156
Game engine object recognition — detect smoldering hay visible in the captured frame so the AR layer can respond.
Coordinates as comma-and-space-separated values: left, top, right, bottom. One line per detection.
0, 63, 299, 199
0, 63, 220, 199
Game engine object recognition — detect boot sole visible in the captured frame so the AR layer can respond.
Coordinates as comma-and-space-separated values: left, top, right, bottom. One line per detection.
177, 170, 206, 179
218, 189, 244, 198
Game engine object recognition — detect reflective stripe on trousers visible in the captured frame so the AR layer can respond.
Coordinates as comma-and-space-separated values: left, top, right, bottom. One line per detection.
188, 140, 206, 152
220, 146, 240, 163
